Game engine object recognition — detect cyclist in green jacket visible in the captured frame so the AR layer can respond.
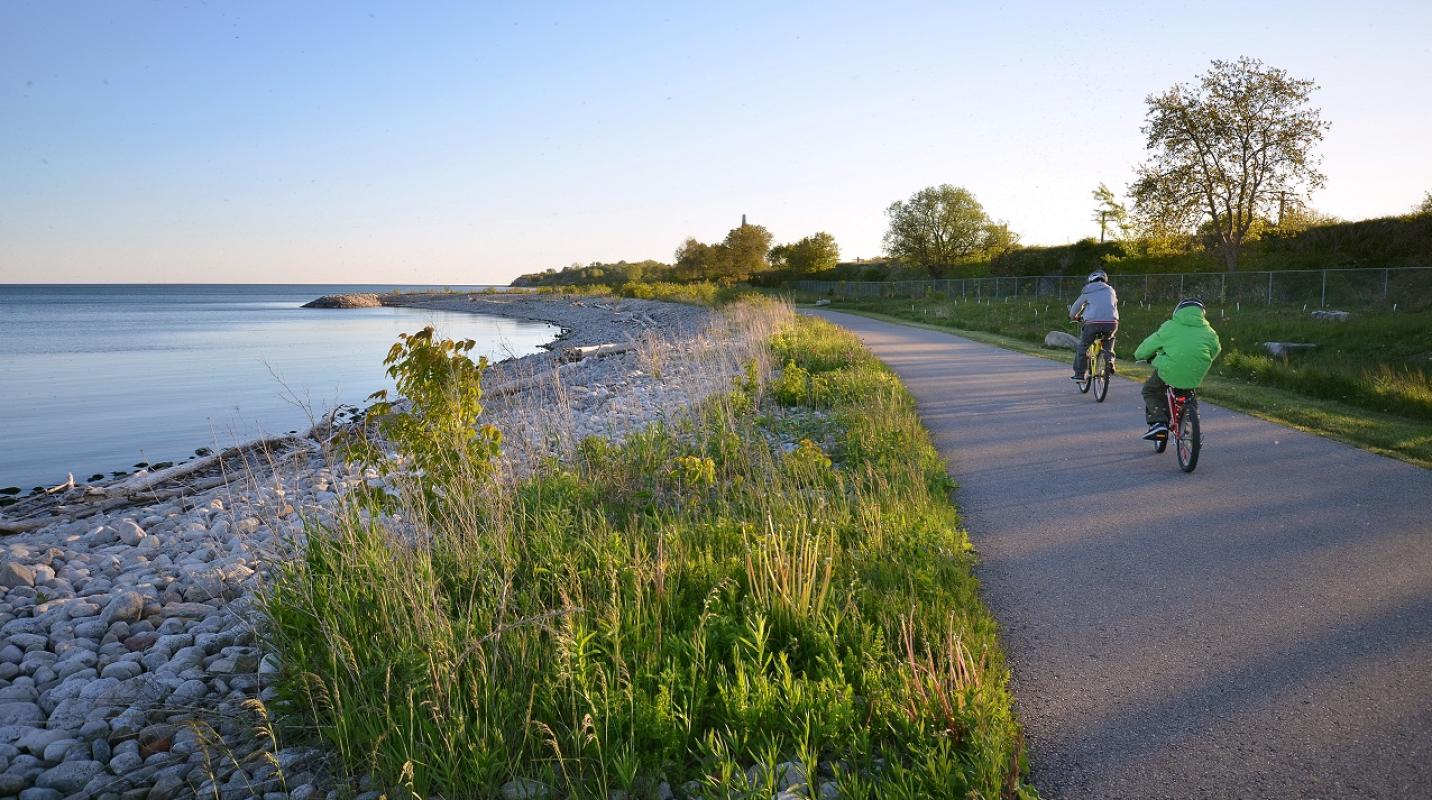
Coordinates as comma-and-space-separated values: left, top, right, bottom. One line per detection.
1133, 298, 1222, 440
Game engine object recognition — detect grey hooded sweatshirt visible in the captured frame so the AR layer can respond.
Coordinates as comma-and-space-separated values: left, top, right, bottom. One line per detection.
1069, 280, 1119, 324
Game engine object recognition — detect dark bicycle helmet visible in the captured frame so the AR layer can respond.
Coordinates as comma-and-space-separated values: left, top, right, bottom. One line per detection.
1174, 297, 1205, 313
1087, 270, 1109, 283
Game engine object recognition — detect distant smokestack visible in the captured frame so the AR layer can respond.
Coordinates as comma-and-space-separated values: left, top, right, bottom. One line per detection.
741, 214, 747, 227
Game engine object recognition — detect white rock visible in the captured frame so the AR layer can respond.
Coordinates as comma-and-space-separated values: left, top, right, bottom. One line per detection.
115, 520, 147, 546
1043, 330, 1080, 349
0, 562, 36, 589
501, 779, 553, 800
102, 591, 146, 625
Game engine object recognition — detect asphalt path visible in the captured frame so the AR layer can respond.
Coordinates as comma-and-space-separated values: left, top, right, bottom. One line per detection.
810, 310, 1432, 800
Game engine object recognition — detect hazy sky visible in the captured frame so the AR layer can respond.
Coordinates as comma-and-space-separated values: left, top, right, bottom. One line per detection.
3, 1, 1429, 284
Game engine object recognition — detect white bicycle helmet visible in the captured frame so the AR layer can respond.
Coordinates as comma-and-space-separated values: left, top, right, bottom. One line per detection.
1087, 270, 1109, 283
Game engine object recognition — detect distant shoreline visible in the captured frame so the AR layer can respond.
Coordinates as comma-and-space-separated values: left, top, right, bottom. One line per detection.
0, 293, 699, 501
0, 287, 553, 494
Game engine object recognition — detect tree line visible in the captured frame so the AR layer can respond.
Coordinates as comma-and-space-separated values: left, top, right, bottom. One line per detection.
512, 224, 839, 287
516, 56, 1430, 287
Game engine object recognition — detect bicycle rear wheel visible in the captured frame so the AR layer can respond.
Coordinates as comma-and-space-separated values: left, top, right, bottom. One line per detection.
1093, 352, 1109, 402
1176, 402, 1201, 472
1077, 343, 1094, 393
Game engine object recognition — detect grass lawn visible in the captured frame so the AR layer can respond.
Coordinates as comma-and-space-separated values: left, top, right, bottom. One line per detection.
263, 303, 1037, 799
811, 298, 1432, 469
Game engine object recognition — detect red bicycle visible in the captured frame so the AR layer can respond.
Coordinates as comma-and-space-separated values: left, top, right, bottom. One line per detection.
1154, 385, 1201, 473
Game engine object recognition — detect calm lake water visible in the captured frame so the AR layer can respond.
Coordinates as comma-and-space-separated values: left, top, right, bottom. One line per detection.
0, 285, 558, 491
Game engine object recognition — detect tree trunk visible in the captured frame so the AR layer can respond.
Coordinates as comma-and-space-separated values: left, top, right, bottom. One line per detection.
1221, 242, 1240, 273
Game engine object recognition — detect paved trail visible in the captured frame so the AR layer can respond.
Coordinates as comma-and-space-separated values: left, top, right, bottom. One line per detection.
812, 310, 1432, 800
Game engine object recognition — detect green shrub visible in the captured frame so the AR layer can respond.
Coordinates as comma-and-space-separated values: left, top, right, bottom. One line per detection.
349, 326, 501, 498
773, 360, 811, 405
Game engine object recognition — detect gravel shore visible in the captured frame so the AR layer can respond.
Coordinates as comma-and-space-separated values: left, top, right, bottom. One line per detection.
0, 294, 746, 800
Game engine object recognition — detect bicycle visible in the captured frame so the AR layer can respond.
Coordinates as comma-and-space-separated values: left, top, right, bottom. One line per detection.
1073, 324, 1112, 403
1153, 384, 1201, 473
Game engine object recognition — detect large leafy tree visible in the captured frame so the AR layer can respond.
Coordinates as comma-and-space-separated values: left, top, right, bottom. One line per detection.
719, 222, 774, 281
1131, 57, 1329, 271
673, 237, 721, 281
769, 232, 840, 274
883, 185, 1017, 276
673, 222, 774, 282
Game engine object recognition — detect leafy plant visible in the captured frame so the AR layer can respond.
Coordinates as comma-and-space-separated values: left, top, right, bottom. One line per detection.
353, 326, 502, 495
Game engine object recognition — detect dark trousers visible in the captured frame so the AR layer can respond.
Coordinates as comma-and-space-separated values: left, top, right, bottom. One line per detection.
1142, 369, 1169, 425
1074, 322, 1118, 376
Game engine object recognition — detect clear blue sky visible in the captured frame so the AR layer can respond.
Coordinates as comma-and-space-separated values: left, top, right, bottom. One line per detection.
3, 1, 1429, 284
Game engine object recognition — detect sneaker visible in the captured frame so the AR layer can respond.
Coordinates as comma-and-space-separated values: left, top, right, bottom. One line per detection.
1141, 423, 1169, 441
1070, 374, 1086, 382
1107, 360, 1117, 375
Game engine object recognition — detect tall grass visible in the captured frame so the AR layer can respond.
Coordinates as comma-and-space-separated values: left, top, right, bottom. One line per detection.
532, 280, 754, 307
262, 305, 1033, 798
832, 297, 1432, 423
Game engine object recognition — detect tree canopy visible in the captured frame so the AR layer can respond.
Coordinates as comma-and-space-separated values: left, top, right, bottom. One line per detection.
674, 222, 774, 283
769, 232, 840, 275
1415, 192, 1432, 217
1091, 183, 1129, 242
511, 259, 672, 287
883, 185, 1017, 276
1130, 57, 1329, 271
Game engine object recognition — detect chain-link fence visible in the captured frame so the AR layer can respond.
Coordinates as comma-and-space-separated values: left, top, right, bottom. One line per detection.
795, 267, 1432, 309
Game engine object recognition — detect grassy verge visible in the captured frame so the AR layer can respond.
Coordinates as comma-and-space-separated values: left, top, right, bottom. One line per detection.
263, 304, 1035, 799
815, 300, 1432, 469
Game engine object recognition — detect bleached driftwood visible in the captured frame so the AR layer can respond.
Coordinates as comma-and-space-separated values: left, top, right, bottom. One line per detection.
0, 518, 48, 535
45, 473, 75, 495
105, 435, 299, 497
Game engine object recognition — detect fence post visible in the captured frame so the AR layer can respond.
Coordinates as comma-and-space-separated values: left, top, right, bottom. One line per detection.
1321, 270, 1327, 307
1179, 274, 1185, 298
1267, 272, 1273, 305
1384, 269, 1390, 301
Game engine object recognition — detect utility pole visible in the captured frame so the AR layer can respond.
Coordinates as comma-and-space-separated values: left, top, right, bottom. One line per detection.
1275, 191, 1291, 227
1097, 210, 1111, 243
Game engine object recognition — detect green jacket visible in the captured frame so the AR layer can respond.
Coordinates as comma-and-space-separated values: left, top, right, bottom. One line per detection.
1134, 306, 1223, 389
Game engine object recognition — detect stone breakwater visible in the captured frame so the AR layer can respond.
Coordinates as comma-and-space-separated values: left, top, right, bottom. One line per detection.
0, 295, 755, 800
299, 293, 382, 309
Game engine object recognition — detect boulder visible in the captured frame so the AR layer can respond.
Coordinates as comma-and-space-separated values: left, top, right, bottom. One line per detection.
1311, 309, 1350, 321
34, 760, 104, 794
301, 293, 383, 309
102, 591, 146, 625
115, 519, 146, 546
501, 779, 552, 800
0, 561, 36, 588
1043, 330, 1080, 350
1262, 342, 1318, 358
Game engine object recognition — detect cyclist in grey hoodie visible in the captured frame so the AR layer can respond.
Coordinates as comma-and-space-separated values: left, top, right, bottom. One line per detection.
1068, 270, 1119, 380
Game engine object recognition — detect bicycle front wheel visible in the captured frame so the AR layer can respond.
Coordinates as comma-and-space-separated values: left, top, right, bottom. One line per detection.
1176, 403, 1201, 472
